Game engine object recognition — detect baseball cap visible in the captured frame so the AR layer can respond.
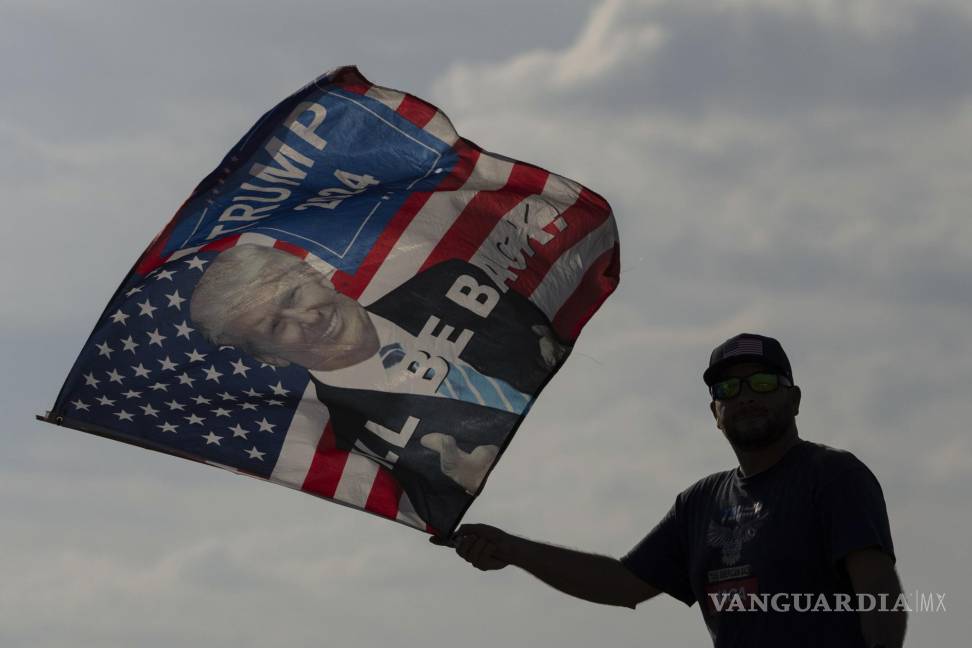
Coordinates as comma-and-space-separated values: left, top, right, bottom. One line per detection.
703, 333, 793, 386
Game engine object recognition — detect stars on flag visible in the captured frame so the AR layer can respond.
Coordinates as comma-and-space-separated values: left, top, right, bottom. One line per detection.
202, 431, 223, 445
158, 356, 178, 371
66, 260, 306, 478
147, 328, 167, 347
230, 358, 250, 377
185, 256, 208, 271
174, 321, 194, 339
165, 290, 186, 309
137, 299, 158, 318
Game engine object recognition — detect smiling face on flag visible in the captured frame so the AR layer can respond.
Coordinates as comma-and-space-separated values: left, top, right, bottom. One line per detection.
190, 245, 379, 371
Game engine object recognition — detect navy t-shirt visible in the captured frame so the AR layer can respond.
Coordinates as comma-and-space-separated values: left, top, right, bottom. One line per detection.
621, 440, 895, 647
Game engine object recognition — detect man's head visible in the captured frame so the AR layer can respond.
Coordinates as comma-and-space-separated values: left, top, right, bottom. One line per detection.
704, 334, 801, 450
189, 244, 379, 371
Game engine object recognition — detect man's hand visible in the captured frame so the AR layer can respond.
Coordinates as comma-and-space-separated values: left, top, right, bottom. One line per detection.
429, 524, 661, 608
430, 523, 513, 571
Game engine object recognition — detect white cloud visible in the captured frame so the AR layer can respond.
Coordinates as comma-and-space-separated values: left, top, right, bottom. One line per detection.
428, 0, 972, 312
434, 0, 972, 120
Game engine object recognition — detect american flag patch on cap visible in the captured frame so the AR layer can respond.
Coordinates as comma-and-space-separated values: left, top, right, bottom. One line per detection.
724, 338, 763, 358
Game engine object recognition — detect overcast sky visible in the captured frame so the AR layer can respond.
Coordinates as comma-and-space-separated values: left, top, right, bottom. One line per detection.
2, 0, 970, 645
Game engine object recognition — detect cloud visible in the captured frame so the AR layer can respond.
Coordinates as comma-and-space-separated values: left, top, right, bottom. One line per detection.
428, 0, 972, 305
434, 0, 972, 118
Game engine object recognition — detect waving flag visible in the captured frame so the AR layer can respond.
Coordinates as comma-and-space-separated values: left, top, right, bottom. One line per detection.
43, 66, 619, 535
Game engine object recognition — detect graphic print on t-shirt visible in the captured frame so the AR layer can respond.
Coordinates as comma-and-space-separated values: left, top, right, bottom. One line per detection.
705, 499, 768, 566
703, 564, 759, 614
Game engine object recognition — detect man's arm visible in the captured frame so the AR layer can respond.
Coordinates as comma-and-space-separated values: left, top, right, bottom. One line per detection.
433, 523, 661, 609
845, 548, 907, 648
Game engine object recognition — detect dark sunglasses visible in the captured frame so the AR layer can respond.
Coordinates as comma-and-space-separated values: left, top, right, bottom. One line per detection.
710, 372, 793, 400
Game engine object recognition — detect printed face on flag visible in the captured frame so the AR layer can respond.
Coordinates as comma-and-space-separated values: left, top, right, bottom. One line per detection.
189, 244, 380, 371
48, 66, 620, 536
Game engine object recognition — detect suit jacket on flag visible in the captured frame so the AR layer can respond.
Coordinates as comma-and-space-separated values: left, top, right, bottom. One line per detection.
310, 377, 518, 532
365, 259, 560, 395
308, 259, 561, 531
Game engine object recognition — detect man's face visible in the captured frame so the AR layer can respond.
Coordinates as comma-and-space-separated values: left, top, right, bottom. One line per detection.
709, 362, 801, 450
226, 251, 379, 371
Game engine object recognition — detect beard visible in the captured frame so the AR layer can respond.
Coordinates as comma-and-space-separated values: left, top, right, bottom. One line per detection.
722, 407, 793, 450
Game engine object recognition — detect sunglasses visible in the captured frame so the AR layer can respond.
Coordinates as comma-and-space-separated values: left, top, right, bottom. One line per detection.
710, 372, 793, 400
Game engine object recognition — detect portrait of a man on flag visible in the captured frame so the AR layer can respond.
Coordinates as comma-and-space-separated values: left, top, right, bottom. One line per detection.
188, 241, 568, 529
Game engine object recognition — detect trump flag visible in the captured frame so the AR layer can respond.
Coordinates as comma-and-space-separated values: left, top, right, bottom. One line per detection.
44, 66, 619, 535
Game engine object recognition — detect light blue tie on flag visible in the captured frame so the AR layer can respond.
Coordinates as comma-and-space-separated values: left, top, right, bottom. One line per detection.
40, 65, 620, 535
379, 342, 530, 414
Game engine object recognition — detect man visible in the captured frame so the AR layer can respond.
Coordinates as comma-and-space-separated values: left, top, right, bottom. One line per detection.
189, 243, 568, 531
435, 333, 906, 648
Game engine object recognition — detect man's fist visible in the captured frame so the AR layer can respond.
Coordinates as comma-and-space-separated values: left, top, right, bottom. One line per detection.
430, 523, 513, 571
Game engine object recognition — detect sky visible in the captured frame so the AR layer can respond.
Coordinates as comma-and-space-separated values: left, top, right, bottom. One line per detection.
2, 0, 970, 645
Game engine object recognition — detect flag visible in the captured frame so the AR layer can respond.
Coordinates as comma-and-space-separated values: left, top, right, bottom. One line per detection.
45, 66, 619, 536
